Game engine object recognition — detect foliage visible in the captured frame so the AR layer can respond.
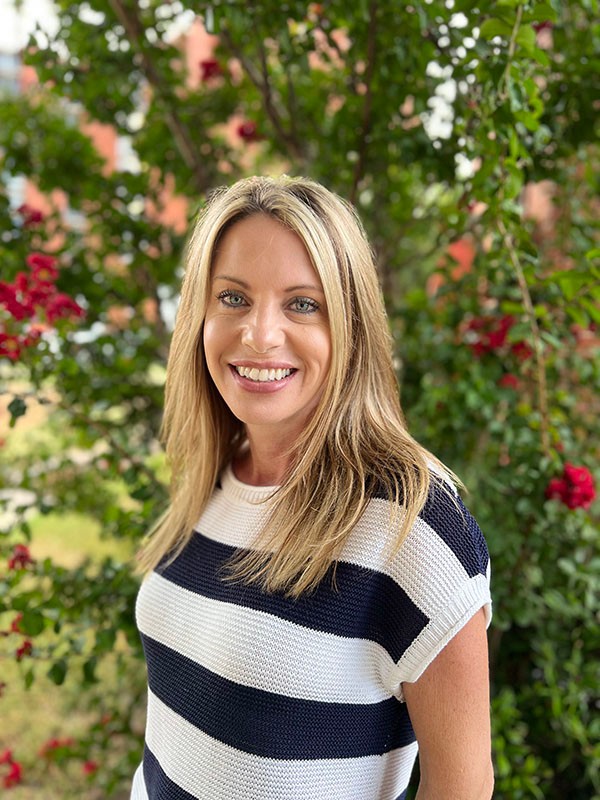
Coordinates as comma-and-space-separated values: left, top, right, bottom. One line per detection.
0, 0, 598, 796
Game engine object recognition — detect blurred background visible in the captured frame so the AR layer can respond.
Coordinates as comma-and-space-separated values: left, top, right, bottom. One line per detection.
0, 1, 598, 797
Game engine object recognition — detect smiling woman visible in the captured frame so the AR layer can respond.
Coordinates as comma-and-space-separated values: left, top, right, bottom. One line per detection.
132, 176, 494, 800
203, 214, 331, 482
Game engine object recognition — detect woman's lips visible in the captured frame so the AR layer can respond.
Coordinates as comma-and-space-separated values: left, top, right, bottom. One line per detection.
229, 364, 297, 393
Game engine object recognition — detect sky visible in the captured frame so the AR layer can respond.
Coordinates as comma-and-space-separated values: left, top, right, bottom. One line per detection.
0, 0, 57, 53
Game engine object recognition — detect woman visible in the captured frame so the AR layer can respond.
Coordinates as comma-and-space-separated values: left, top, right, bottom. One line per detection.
131, 176, 494, 800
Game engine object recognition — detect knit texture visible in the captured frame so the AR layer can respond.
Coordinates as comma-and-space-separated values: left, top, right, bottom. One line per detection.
130, 465, 492, 800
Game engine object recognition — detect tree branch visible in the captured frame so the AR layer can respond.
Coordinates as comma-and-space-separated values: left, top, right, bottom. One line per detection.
498, 3, 524, 103
350, 0, 378, 204
219, 26, 305, 162
107, 0, 209, 194
498, 218, 551, 457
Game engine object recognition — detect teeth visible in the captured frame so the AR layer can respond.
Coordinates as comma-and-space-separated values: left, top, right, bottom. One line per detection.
235, 366, 292, 382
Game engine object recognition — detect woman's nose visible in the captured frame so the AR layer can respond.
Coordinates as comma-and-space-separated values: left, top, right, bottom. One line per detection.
240, 304, 285, 353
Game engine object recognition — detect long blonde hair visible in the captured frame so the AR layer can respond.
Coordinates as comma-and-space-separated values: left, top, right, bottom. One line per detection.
138, 175, 457, 596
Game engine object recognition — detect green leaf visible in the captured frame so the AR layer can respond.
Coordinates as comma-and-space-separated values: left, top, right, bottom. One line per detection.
479, 18, 513, 40
8, 397, 27, 427
516, 25, 537, 52
47, 659, 68, 686
83, 656, 98, 684
20, 610, 45, 636
528, 4, 558, 23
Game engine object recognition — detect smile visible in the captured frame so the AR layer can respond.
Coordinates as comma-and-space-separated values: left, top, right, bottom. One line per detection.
233, 366, 295, 382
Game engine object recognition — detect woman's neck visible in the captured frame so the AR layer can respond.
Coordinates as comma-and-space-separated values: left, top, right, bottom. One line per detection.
233, 434, 293, 486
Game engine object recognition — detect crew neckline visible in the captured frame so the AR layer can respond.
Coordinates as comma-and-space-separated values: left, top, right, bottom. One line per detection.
220, 463, 280, 504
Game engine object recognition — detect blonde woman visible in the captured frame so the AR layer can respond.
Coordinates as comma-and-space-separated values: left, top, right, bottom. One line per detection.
131, 176, 494, 800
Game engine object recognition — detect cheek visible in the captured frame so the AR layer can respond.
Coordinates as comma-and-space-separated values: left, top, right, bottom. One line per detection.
202, 316, 226, 373
307, 326, 332, 378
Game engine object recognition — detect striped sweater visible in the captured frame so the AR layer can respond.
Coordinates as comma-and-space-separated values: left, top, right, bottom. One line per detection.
131, 464, 492, 800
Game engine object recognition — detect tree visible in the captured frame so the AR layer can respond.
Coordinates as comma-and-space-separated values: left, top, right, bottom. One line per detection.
0, 1, 598, 796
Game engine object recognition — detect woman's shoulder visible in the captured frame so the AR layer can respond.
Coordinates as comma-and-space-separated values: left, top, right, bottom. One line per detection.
362, 467, 489, 579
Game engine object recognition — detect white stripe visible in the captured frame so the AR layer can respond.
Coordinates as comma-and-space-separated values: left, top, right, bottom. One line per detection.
395, 574, 492, 689
144, 688, 417, 800
200, 492, 484, 622
137, 571, 396, 704
338, 501, 482, 618
129, 762, 148, 800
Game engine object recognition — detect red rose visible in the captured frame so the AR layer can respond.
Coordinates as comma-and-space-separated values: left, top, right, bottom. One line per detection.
200, 59, 222, 81
10, 614, 23, 634
498, 373, 519, 390
17, 204, 44, 226
8, 544, 34, 570
15, 640, 33, 661
39, 737, 76, 757
26, 253, 57, 272
545, 463, 596, 510
0, 282, 34, 321
511, 340, 534, 361
17, 204, 43, 226
236, 120, 260, 142
82, 760, 99, 775
45, 293, 85, 323
0, 333, 22, 361
465, 315, 515, 356
0, 750, 12, 765
30, 261, 59, 285
3, 759, 23, 788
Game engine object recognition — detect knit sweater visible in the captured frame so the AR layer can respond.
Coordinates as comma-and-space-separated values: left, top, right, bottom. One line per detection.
131, 465, 492, 800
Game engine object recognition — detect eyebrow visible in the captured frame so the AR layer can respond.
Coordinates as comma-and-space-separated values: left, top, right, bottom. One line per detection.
213, 274, 324, 293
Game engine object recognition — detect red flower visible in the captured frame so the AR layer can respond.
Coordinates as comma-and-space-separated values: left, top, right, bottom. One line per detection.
30, 261, 59, 285
26, 253, 57, 272
465, 315, 515, 356
545, 463, 596, 510
0, 333, 22, 361
236, 120, 260, 142
0, 749, 23, 788
15, 639, 33, 661
511, 340, 534, 361
10, 614, 23, 634
83, 760, 99, 775
0, 282, 34, 321
498, 373, 519, 390
200, 59, 222, 81
39, 737, 75, 757
8, 544, 34, 570
45, 293, 85, 323
3, 760, 23, 788
17, 204, 44, 226
532, 21, 553, 32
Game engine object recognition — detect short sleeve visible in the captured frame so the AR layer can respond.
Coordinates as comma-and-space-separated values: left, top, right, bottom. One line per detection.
390, 481, 492, 692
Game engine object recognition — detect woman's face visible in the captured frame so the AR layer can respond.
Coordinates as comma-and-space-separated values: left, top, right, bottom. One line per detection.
203, 214, 331, 445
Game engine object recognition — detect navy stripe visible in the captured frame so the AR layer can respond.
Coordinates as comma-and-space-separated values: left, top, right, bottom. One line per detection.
142, 634, 416, 760
371, 473, 489, 580
420, 486, 489, 579
157, 532, 428, 663
143, 744, 197, 800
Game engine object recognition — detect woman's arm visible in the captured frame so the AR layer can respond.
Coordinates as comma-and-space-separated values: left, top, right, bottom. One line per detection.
402, 608, 494, 800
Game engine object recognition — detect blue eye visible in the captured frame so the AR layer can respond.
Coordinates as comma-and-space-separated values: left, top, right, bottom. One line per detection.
291, 297, 319, 314
218, 290, 246, 307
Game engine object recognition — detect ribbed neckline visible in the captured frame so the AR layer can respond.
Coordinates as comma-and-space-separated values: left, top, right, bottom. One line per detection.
220, 463, 280, 504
